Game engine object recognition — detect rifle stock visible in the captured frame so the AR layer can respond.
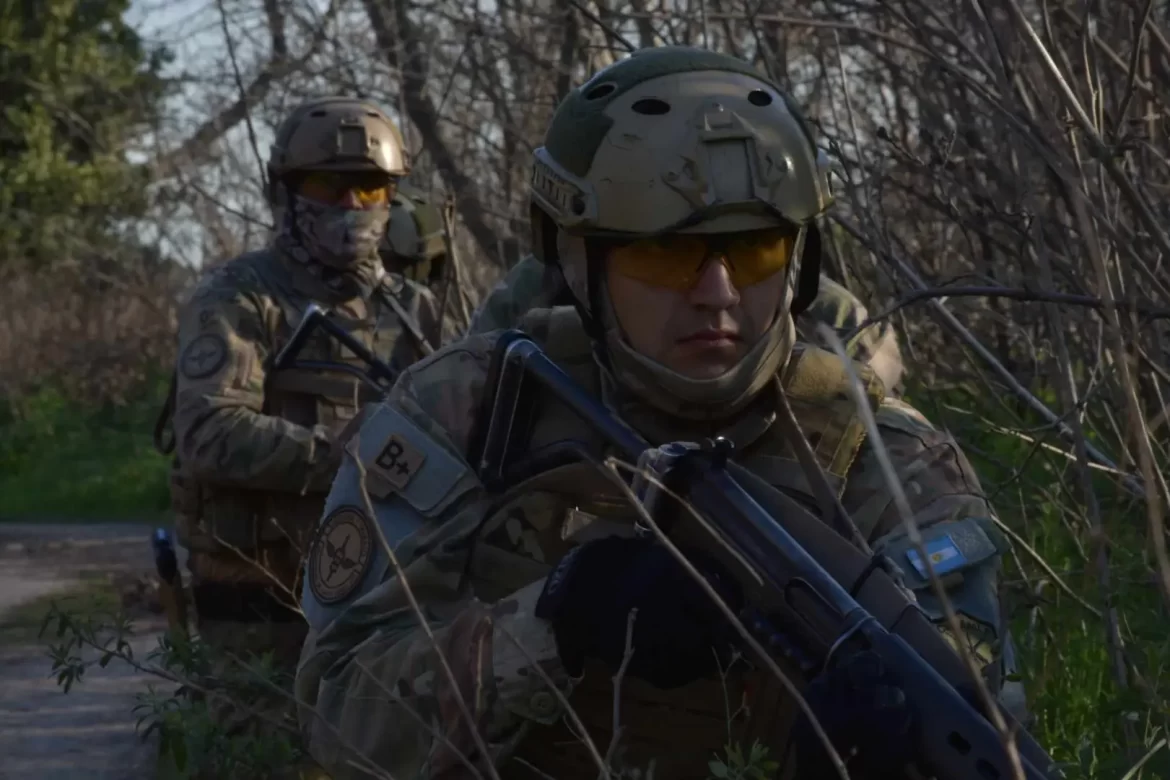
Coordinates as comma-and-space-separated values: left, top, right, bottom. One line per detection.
271, 302, 400, 393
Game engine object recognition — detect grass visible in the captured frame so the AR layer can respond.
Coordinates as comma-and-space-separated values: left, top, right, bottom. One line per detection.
908, 382, 1170, 779
0, 376, 171, 521
0, 574, 121, 645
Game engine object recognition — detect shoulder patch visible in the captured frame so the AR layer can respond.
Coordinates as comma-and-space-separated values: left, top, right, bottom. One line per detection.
179, 333, 228, 379
372, 434, 427, 490
307, 506, 375, 605
875, 515, 1004, 591
356, 403, 477, 515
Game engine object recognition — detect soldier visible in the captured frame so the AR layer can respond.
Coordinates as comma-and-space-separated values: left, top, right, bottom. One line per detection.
160, 97, 443, 774
468, 254, 905, 391
296, 49, 1011, 779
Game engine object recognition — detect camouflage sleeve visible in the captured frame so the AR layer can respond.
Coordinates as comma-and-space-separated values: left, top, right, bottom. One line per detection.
799, 275, 905, 391
172, 269, 338, 492
295, 336, 572, 779
840, 397, 1009, 690
466, 254, 548, 335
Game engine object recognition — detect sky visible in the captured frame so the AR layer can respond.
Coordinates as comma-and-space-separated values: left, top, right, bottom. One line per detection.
125, 0, 279, 266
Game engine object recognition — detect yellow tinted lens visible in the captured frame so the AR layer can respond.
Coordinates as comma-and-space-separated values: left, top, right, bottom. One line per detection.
724, 228, 795, 287
608, 228, 795, 290
298, 172, 390, 208
609, 235, 709, 289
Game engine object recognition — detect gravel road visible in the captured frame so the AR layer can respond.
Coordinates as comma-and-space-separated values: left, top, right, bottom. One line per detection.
0, 522, 177, 780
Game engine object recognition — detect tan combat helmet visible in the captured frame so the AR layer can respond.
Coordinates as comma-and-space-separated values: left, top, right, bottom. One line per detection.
527, 46, 837, 419
266, 97, 410, 218
529, 46, 834, 315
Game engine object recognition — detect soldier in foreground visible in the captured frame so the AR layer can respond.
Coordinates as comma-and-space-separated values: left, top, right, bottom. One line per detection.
469, 253, 906, 391
296, 49, 1012, 779
161, 97, 442, 774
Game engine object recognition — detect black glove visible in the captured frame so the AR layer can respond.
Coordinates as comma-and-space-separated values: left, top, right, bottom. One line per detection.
535, 535, 742, 689
792, 650, 915, 779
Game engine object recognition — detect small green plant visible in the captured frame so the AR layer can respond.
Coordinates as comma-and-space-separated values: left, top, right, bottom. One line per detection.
40, 600, 306, 780
707, 740, 779, 780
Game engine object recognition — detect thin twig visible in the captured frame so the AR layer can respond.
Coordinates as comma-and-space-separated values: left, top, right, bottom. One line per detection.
600, 608, 638, 777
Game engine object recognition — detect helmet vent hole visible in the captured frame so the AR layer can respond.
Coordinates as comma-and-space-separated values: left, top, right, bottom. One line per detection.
748, 90, 773, 107
631, 98, 671, 115
310, 109, 327, 117
584, 82, 617, 100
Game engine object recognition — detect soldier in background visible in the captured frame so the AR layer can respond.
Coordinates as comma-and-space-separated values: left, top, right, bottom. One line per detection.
157, 96, 442, 778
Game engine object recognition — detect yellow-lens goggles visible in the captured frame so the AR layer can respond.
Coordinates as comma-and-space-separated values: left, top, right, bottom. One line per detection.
297, 171, 394, 208
607, 226, 798, 291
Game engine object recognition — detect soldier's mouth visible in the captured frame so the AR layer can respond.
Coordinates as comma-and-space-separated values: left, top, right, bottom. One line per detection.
678, 328, 740, 345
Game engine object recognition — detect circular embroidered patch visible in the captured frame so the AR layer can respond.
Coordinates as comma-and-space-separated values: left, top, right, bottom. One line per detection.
179, 333, 228, 379
308, 507, 374, 605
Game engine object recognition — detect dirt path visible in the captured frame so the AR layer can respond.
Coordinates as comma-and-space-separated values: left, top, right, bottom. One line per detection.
0, 522, 179, 780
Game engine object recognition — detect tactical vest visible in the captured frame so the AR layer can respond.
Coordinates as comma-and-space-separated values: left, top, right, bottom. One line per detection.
163, 266, 428, 565
467, 308, 885, 780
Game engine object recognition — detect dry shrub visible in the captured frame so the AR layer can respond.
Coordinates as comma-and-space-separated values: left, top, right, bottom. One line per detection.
0, 261, 194, 405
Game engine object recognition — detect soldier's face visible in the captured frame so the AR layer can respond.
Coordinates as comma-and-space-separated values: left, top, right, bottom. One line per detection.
607, 254, 786, 380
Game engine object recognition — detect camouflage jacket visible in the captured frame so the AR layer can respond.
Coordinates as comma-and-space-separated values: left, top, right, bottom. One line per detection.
294, 308, 1008, 779
468, 254, 905, 390
167, 247, 445, 553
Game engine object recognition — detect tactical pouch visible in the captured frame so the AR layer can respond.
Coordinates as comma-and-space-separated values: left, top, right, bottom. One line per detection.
191, 483, 263, 552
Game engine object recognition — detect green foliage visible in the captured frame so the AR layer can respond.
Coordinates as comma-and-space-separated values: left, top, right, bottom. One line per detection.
707, 741, 779, 780
41, 601, 305, 779
0, 0, 171, 271
0, 375, 170, 519
0, 574, 119, 645
907, 380, 1170, 779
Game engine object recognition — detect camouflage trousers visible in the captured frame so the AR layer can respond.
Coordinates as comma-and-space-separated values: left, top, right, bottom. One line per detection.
159, 544, 330, 780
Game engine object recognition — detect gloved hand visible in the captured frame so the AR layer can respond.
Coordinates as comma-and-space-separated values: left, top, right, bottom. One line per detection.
792, 650, 916, 779
535, 535, 742, 689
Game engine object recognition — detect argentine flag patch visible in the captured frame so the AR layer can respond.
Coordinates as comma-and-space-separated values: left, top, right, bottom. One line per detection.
905, 534, 966, 578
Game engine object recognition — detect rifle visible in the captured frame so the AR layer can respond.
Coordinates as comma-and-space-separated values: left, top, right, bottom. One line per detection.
467, 330, 1061, 780
271, 303, 400, 391
283, 313, 1061, 779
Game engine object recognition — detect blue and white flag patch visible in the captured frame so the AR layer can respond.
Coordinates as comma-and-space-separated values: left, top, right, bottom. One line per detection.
905, 534, 967, 578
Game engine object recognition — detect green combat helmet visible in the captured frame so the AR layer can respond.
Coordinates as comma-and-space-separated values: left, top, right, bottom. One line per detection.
528, 45, 834, 419
381, 183, 448, 285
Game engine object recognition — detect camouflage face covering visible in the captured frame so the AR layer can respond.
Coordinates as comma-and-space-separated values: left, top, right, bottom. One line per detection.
279, 195, 391, 299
